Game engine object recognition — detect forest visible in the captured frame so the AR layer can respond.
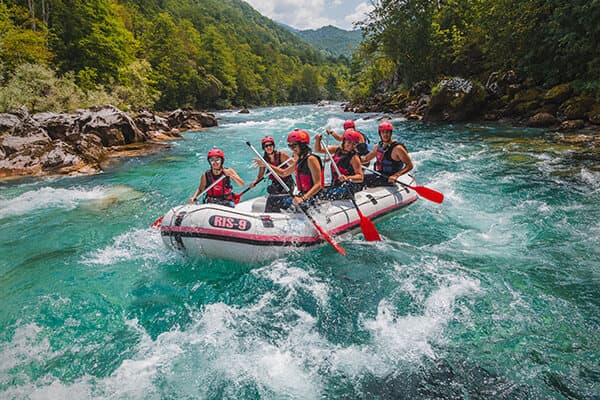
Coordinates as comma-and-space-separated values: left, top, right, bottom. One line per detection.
350, 0, 599, 102
0, 0, 350, 112
1, 0, 598, 113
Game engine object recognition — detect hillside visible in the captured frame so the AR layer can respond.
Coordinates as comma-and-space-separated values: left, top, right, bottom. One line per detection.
295, 25, 362, 58
0, 0, 351, 111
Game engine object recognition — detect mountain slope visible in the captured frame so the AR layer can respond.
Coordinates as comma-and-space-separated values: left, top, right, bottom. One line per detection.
295, 25, 362, 58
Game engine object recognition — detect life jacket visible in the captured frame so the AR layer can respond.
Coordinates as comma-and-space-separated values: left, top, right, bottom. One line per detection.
355, 131, 370, 156
375, 141, 407, 175
331, 147, 356, 183
264, 150, 294, 190
203, 170, 233, 202
295, 153, 324, 194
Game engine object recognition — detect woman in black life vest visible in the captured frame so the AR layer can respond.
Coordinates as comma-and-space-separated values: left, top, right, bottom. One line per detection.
189, 148, 244, 207
325, 119, 371, 160
315, 129, 364, 199
361, 121, 413, 186
250, 136, 294, 194
261, 129, 323, 210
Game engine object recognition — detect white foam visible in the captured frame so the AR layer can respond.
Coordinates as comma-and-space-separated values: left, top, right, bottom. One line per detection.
253, 261, 330, 305
82, 227, 173, 266
0, 186, 108, 218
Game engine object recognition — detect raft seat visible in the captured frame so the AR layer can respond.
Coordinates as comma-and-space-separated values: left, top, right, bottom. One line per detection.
251, 197, 267, 213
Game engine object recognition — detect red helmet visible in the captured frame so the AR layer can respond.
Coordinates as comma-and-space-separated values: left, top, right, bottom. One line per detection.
342, 129, 361, 143
287, 129, 310, 144
343, 120, 355, 130
378, 121, 393, 133
261, 136, 275, 147
207, 148, 224, 161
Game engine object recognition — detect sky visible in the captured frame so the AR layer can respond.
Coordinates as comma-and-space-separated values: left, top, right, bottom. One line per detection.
242, 0, 374, 31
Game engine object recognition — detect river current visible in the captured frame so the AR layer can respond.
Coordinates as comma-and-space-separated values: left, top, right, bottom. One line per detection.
1, 104, 598, 399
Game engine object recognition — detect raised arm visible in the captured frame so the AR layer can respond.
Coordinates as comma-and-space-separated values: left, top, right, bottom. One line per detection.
224, 168, 245, 186
326, 129, 343, 141
360, 143, 379, 164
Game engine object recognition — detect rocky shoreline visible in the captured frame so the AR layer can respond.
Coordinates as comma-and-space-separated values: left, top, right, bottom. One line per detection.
0, 105, 217, 181
345, 74, 600, 136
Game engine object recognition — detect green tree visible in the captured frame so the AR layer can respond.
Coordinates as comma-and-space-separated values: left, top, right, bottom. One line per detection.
0, 3, 53, 78
49, 0, 136, 84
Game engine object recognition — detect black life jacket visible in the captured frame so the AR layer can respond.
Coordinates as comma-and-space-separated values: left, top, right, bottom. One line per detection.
264, 150, 294, 190
331, 148, 356, 183
295, 153, 324, 194
375, 141, 407, 175
203, 170, 233, 202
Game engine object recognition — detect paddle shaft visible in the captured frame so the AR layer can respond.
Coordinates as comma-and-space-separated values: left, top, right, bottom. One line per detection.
322, 138, 381, 241
236, 158, 292, 199
192, 174, 226, 203
246, 141, 346, 255
362, 166, 444, 204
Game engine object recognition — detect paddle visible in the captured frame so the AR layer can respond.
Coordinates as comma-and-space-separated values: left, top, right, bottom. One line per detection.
150, 175, 227, 228
362, 166, 444, 204
246, 141, 346, 256
232, 158, 292, 204
321, 138, 381, 241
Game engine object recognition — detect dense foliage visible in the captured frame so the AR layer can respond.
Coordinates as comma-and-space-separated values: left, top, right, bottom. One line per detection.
352, 0, 600, 100
0, 0, 350, 112
295, 25, 362, 59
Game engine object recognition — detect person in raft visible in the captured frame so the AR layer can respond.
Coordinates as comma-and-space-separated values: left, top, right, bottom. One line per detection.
189, 148, 244, 207
314, 129, 364, 200
360, 121, 414, 186
325, 119, 371, 161
249, 136, 295, 195
259, 128, 323, 212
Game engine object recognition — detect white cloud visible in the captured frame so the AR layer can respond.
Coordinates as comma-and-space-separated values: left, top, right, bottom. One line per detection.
344, 2, 374, 29
244, 0, 337, 30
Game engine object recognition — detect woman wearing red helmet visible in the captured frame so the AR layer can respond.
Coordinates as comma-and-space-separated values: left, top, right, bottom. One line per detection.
325, 119, 371, 159
315, 129, 364, 199
189, 148, 244, 206
263, 129, 323, 209
250, 136, 294, 195
361, 120, 413, 186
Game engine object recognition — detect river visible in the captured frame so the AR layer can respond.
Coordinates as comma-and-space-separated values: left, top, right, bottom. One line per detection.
1, 104, 598, 399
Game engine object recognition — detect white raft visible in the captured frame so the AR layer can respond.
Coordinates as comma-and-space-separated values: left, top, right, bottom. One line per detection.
160, 175, 418, 263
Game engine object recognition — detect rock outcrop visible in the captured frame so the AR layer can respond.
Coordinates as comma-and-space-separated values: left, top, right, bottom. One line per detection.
0, 106, 218, 180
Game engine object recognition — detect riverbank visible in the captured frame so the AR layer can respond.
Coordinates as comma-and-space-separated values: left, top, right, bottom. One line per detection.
0, 106, 217, 181
346, 75, 600, 135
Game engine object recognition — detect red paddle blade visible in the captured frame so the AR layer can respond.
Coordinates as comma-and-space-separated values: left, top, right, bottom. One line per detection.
151, 215, 164, 228
357, 210, 381, 241
409, 185, 444, 204
313, 223, 346, 255
233, 193, 241, 204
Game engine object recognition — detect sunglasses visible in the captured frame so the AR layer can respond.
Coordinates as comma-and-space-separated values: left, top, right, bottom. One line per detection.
262, 143, 274, 148
288, 143, 299, 149
208, 157, 222, 163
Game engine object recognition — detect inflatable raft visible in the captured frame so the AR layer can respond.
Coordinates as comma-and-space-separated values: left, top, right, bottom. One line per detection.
159, 175, 418, 263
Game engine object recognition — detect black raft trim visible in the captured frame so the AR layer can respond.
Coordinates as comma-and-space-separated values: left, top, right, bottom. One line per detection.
161, 230, 322, 247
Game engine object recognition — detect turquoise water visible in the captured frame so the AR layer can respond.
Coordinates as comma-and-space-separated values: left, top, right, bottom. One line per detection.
1, 104, 598, 399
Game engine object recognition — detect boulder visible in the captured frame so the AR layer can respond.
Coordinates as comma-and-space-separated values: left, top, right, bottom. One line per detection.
409, 81, 431, 97
586, 104, 600, 125
0, 113, 21, 135
527, 113, 557, 128
485, 70, 519, 97
32, 112, 79, 141
1, 131, 51, 155
167, 109, 218, 130
78, 105, 147, 146
543, 83, 573, 104
134, 111, 171, 134
559, 119, 585, 131
424, 77, 487, 122
558, 96, 595, 120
